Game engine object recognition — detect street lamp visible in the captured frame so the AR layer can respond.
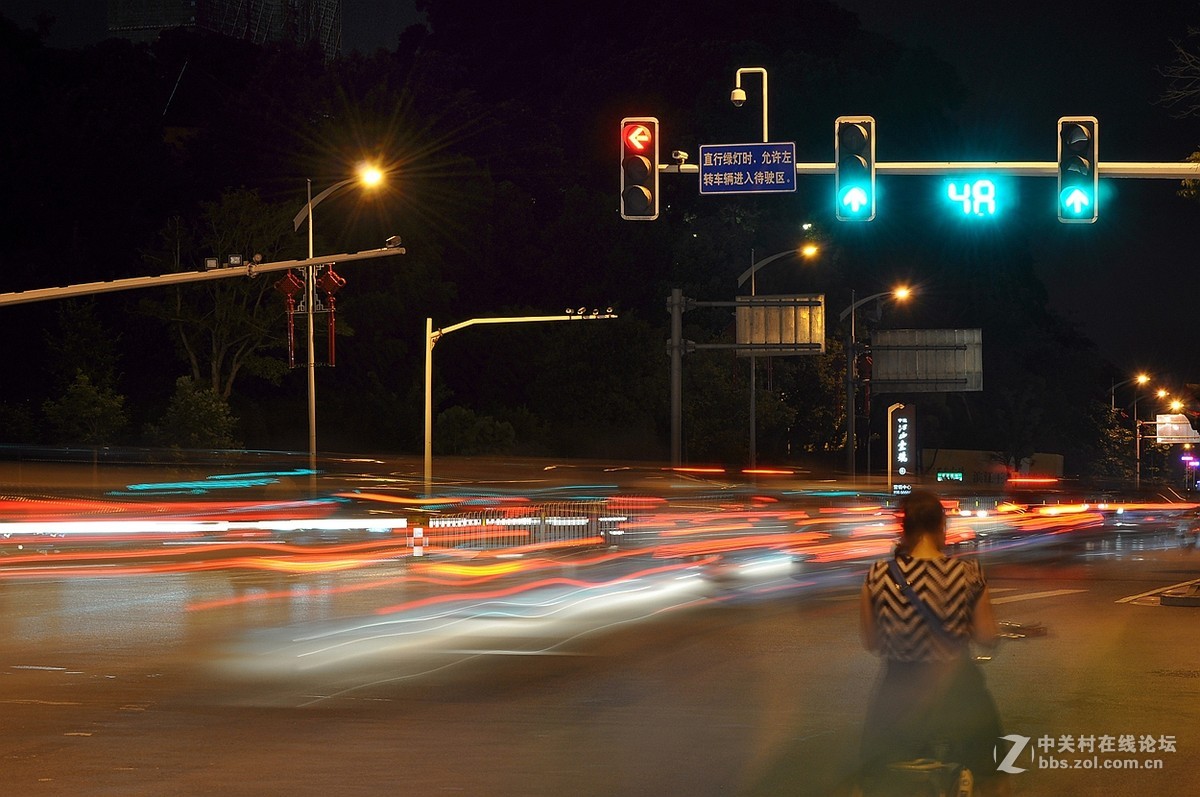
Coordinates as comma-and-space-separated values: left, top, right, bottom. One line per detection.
1110, 372, 1150, 412
1135, 393, 1180, 491
736, 243, 820, 467
292, 164, 385, 474
731, 67, 769, 142
838, 286, 913, 481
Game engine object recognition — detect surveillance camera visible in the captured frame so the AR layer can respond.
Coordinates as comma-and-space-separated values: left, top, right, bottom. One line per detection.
730, 87, 747, 107
671, 150, 689, 164
385, 235, 403, 249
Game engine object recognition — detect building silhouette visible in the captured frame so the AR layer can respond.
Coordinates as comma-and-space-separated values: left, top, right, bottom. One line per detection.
107, 0, 342, 59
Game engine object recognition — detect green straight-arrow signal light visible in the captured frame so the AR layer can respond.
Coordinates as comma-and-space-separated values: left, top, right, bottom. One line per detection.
1061, 188, 1091, 215
1057, 116, 1098, 223
834, 116, 876, 221
841, 186, 869, 214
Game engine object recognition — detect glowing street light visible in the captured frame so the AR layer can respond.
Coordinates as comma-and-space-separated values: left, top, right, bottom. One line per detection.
736, 240, 821, 467
1111, 372, 1150, 412
839, 286, 914, 480
292, 163, 386, 475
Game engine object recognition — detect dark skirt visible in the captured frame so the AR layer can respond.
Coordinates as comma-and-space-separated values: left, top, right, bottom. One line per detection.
859, 655, 1004, 788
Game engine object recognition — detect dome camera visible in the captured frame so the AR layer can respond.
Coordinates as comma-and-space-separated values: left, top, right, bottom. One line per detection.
730, 87, 747, 107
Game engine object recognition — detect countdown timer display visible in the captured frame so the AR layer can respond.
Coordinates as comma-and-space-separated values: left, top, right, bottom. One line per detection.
945, 179, 997, 217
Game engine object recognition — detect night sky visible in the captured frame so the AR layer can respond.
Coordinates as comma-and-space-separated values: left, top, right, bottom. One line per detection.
8, 1, 1198, 381
0, 1, 426, 53
837, 1, 1200, 383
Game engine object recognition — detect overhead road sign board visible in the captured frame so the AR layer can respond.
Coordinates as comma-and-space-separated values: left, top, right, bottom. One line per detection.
1155, 414, 1200, 444
699, 142, 796, 194
734, 294, 825, 356
872, 328, 983, 393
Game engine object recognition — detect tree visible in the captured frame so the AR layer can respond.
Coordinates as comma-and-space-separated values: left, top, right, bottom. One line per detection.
44, 299, 121, 392
435, 406, 515, 455
1159, 27, 1200, 118
144, 376, 241, 450
42, 371, 128, 446
140, 189, 296, 400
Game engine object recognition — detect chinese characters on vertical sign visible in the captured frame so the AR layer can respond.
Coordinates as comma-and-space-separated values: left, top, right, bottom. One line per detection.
890, 405, 917, 495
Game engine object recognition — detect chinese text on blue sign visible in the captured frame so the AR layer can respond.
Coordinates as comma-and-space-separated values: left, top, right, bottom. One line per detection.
699, 142, 797, 194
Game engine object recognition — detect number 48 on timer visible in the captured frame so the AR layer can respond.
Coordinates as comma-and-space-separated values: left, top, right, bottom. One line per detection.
947, 179, 997, 217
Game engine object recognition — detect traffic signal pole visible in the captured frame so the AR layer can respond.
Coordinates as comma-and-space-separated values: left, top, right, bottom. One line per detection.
660, 160, 1200, 178
0, 248, 405, 308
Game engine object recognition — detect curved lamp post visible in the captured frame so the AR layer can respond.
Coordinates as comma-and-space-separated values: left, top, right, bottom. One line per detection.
292, 164, 384, 473
838, 286, 912, 481
736, 244, 820, 467
1135, 394, 1179, 491
1111, 372, 1150, 412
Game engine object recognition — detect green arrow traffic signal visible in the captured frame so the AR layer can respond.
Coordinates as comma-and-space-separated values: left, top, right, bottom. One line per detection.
1057, 116, 1098, 223
840, 185, 869, 214
835, 116, 876, 221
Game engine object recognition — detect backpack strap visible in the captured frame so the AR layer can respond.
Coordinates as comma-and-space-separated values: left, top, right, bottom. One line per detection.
886, 558, 961, 647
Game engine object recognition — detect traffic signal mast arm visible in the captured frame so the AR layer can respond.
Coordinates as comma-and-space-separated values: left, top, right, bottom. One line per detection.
659, 160, 1200, 178
0, 247, 405, 309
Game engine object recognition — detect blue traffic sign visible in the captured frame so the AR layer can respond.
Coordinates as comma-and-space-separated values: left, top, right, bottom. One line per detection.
699, 142, 796, 194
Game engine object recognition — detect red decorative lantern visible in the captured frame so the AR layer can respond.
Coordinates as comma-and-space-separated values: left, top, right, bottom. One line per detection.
274, 270, 306, 367
317, 268, 346, 366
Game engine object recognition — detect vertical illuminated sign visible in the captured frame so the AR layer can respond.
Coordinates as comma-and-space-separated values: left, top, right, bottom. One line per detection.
889, 403, 917, 495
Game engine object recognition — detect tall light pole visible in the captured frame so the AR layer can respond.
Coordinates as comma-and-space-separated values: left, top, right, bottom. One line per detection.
838, 286, 912, 482
735, 239, 819, 467
292, 165, 384, 474
1135, 393, 1178, 490
1111, 372, 1150, 412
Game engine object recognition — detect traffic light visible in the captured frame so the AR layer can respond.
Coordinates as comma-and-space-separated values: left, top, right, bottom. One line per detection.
620, 117, 659, 220
835, 116, 876, 221
1057, 116, 1098, 223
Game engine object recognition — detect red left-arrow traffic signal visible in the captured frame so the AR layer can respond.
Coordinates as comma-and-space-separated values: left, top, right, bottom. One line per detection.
621, 117, 659, 220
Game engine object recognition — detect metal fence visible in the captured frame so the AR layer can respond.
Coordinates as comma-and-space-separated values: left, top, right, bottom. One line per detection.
420, 499, 641, 554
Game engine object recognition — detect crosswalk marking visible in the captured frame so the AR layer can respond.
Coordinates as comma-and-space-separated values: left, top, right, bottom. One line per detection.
1116, 577, 1200, 604
991, 589, 1084, 604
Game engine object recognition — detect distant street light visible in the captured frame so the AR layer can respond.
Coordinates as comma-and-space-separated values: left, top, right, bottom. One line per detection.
838, 287, 913, 481
1135, 392, 1182, 491
1110, 372, 1150, 412
292, 164, 385, 475
736, 242, 820, 467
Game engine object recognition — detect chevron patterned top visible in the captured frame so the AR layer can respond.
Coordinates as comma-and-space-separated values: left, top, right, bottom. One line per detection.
865, 554, 987, 662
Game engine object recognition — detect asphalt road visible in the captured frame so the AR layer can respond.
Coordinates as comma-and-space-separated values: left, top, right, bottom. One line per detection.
0, 525, 1190, 792
1, 528, 1198, 797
